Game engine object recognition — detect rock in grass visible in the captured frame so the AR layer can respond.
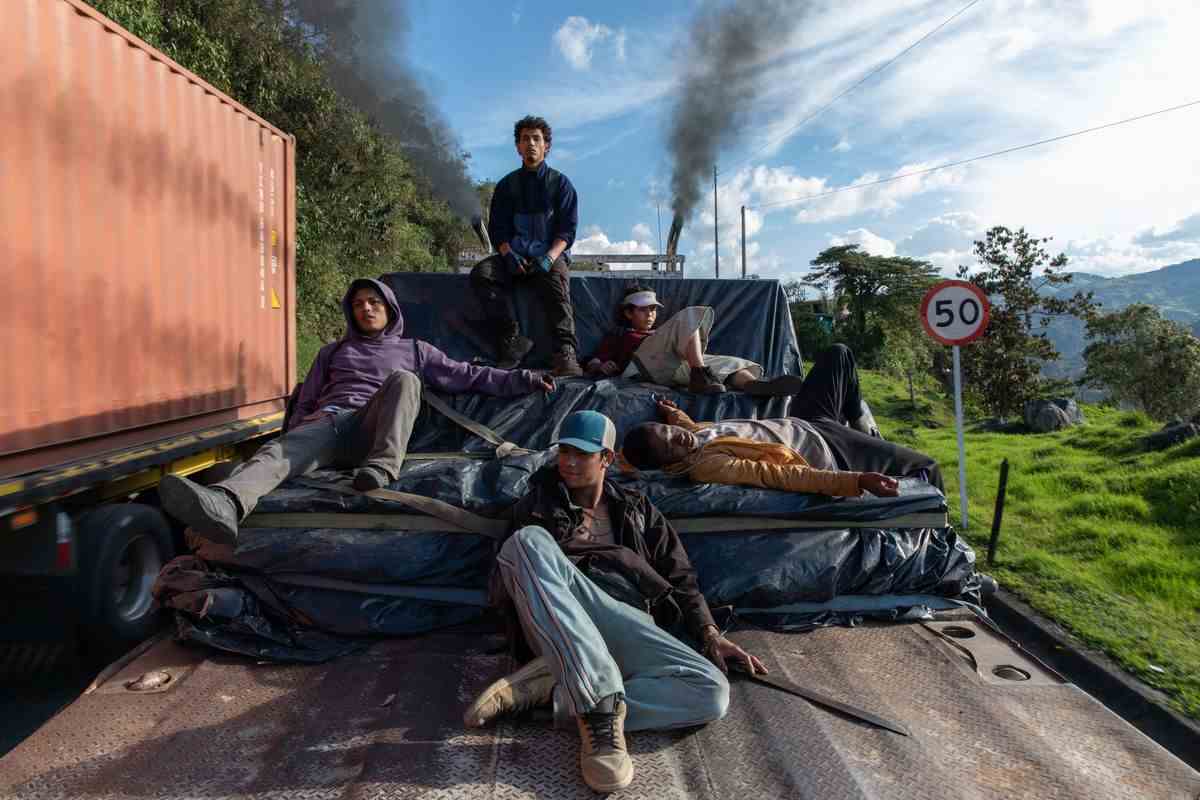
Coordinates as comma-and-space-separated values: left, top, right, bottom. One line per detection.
1024, 398, 1084, 432
1138, 421, 1200, 451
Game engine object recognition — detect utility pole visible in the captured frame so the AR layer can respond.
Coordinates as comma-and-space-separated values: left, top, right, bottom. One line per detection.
741, 205, 747, 278
713, 165, 719, 278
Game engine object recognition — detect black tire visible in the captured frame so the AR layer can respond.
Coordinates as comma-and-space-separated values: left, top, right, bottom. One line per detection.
79, 504, 176, 659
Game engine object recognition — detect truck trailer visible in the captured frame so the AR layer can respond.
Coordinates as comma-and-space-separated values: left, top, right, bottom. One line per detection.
1, 0, 296, 667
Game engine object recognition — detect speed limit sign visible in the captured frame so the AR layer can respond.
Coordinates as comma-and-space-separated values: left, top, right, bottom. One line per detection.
920, 280, 990, 346
919, 280, 990, 531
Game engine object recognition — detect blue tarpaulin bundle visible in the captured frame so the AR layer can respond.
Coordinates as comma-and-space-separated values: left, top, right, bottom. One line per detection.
156, 274, 981, 661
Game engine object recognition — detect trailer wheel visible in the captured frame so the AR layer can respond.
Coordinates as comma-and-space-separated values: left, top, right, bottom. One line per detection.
80, 504, 175, 658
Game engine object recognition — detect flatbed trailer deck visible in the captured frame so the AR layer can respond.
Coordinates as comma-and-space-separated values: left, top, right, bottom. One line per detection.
4, 611, 1197, 799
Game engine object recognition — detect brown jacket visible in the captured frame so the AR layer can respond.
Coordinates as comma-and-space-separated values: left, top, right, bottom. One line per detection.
662, 407, 862, 497
491, 467, 716, 658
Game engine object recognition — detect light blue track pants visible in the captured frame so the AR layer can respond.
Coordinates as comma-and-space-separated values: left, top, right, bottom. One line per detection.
496, 525, 729, 731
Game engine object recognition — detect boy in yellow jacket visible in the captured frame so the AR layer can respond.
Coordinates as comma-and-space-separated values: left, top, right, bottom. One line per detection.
622, 399, 903, 497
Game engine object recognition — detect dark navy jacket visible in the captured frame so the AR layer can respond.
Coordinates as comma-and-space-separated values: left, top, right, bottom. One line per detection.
487, 162, 578, 261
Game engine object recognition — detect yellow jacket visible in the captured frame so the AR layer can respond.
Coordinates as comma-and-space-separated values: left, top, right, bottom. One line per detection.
661, 407, 862, 498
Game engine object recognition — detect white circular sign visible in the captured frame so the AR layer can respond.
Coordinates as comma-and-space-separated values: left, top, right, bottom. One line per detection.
920, 280, 990, 346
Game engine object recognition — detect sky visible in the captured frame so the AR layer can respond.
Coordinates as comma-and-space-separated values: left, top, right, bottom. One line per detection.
404, 0, 1200, 285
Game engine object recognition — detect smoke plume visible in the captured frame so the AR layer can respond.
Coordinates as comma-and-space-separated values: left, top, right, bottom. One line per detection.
290, 0, 480, 218
665, 0, 810, 237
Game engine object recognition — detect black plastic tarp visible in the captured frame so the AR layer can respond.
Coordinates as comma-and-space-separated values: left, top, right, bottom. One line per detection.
257, 462, 946, 523
157, 519, 978, 662
382, 273, 803, 377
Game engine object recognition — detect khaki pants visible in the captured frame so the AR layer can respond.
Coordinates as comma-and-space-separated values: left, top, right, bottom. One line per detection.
625, 306, 762, 386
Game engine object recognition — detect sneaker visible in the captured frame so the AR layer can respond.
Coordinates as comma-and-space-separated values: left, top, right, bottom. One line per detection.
352, 466, 389, 492
552, 346, 584, 378
741, 374, 807, 397
688, 366, 726, 394
463, 656, 555, 728
158, 475, 240, 546
577, 694, 633, 793
497, 333, 534, 370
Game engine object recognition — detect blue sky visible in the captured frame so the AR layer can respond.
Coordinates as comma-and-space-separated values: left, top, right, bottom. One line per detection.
405, 0, 1200, 283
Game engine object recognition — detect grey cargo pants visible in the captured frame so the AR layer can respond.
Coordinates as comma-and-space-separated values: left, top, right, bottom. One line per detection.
215, 370, 422, 516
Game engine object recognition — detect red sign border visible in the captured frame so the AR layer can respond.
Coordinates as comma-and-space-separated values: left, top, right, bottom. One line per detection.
920, 280, 991, 346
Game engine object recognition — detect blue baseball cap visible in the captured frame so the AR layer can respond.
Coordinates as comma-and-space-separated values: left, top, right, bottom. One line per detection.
554, 410, 617, 454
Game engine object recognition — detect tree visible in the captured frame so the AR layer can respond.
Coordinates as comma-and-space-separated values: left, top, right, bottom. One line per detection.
1081, 304, 1200, 421
807, 245, 939, 367
955, 226, 1097, 420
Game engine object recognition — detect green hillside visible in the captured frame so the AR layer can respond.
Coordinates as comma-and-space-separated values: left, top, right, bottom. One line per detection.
860, 370, 1200, 719
1042, 259, 1200, 378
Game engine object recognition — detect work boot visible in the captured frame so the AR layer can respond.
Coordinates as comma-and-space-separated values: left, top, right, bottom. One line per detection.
552, 345, 584, 378
463, 656, 555, 728
577, 694, 633, 793
352, 466, 390, 492
496, 332, 534, 370
158, 475, 241, 547
688, 365, 725, 394
741, 374, 807, 397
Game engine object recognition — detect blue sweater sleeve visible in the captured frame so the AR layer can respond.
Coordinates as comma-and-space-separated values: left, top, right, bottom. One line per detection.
552, 174, 578, 249
488, 174, 515, 251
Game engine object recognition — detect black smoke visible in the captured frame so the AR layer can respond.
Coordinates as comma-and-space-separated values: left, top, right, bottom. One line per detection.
289, 0, 480, 218
665, 0, 810, 235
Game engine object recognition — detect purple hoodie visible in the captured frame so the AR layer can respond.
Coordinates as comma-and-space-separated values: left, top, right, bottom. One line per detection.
294, 278, 540, 419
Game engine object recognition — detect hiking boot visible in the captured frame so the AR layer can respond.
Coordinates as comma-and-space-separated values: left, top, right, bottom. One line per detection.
552, 345, 584, 378
741, 374, 807, 397
352, 466, 390, 492
496, 332, 534, 370
158, 475, 240, 547
577, 694, 633, 793
463, 656, 555, 728
688, 366, 726, 394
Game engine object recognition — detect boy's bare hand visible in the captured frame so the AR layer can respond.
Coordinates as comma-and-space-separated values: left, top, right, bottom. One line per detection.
858, 473, 899, 497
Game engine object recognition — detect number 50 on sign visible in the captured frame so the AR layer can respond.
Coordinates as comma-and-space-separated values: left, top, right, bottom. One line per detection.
920, 280, 990, 345
920, 280, 991, 529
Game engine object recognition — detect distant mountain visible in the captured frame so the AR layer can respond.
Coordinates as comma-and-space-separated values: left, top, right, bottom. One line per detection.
1039, 259, 1200, 382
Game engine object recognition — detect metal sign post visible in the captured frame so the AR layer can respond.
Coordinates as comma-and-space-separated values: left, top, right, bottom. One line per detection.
951, 344, 967, 528
920, 280, 991, 530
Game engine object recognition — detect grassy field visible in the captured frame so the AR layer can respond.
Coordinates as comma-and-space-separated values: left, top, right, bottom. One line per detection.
859, 370, 1200, 719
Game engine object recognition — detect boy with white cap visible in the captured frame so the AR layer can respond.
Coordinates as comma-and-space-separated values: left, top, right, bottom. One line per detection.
464, 410, 766, 793
584, 283, 806, 395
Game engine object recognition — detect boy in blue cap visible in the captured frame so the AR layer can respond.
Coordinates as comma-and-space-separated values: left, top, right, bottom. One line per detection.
464, 410, 765, 793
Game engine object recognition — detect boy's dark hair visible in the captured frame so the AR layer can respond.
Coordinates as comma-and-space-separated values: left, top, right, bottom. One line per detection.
622, 423, 664, 470
513, 116, 552, 146
614, 282, 655, 326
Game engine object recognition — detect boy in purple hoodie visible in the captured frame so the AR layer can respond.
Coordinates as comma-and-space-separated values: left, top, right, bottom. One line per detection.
159, 278, 553, 545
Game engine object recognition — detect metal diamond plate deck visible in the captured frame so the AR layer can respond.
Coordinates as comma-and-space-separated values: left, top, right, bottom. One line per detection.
2, 616, 1197, 799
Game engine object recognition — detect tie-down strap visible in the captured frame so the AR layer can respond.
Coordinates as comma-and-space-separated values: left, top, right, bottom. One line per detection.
421, 389, 533, 459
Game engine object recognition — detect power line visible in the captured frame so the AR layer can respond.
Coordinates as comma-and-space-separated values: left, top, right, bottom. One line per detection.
723, 0, 982, 178
750, 99, 1200, 210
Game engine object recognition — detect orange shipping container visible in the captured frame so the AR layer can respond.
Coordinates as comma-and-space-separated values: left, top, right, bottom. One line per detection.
1, 0, 297, 479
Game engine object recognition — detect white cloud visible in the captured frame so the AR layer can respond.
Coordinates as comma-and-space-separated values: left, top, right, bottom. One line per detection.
632, 223, 653, 241
1133, 213, 1200, 248
829, 228, 896, 257
897, 212, 983, 257
832, 137, 851, 153
574, 227, 655, 268
553, 16, 618, 71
